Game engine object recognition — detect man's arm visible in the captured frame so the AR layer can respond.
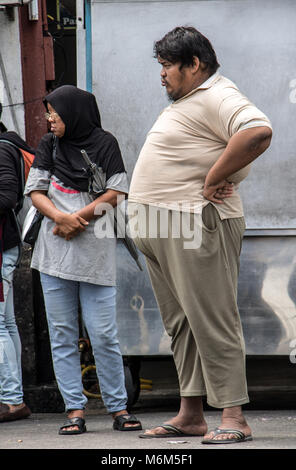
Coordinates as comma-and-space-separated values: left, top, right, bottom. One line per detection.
203, 126, 272, 204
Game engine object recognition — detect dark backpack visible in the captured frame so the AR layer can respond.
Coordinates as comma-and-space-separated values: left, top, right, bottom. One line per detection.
0, 139, 35, 212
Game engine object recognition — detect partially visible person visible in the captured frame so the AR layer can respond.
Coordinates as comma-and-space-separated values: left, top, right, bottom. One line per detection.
0, 103, 32, 422
24, 86, 142, 435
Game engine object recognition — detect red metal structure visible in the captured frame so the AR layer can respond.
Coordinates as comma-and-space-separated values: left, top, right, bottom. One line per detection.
18, 0, 55, 148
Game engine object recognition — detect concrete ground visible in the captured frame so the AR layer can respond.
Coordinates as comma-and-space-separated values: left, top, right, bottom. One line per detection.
1, 357, 296, 463
1, 406, 296, 450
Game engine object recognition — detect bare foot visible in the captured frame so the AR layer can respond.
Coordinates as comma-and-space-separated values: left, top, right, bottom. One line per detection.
203, 407, 252, 442
141, 396, 207, 437
141, 416, 208, 437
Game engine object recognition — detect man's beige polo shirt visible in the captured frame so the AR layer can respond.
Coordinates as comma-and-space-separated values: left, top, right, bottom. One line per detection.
128, 73, 272, 219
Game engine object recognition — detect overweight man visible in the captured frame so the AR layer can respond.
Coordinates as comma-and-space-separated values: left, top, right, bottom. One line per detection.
128, 26, 272, 444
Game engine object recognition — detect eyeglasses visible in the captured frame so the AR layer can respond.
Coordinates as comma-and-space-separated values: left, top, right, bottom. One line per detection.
44, 112, 60, 121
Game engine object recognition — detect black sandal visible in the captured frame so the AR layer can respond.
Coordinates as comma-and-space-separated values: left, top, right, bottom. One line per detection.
58, 417, 87, 435
113, 413, 142, 431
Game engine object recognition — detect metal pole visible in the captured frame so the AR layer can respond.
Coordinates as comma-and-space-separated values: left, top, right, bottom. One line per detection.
85, 0, 92, 93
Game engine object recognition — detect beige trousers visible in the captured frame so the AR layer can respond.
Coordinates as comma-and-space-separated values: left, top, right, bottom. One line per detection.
130, 202, 249, 408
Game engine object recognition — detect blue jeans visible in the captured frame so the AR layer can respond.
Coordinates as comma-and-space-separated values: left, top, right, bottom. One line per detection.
40, 273, 128, 413
0, 246, 23, 405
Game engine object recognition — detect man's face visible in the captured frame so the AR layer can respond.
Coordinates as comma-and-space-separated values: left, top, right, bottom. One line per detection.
158, 56, 197, 101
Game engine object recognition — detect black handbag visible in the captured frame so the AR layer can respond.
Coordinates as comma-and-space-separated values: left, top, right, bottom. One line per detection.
22, 136, 57, 247
22, 208, 44, 246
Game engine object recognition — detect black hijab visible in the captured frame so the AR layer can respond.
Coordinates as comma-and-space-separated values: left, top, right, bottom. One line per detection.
0, 102, 7, 133
33, 85, 125, 191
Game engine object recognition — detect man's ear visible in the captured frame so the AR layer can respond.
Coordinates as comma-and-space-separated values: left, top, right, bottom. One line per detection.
192, 56, 201, 73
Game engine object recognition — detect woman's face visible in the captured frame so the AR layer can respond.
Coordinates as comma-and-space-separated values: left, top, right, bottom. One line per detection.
46, 103, 66, 138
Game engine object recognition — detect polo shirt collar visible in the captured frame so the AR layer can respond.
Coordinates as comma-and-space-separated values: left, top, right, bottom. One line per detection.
197, 71, 220, 89
175, 72, 220, 103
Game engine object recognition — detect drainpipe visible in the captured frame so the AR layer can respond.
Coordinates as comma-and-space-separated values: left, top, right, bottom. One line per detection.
84, 0, 92, 93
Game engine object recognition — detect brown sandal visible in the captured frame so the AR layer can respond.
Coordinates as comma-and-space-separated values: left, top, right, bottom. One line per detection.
0, 403, 31, 422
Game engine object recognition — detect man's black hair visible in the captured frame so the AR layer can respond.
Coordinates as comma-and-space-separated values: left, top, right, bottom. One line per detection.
0, 102, 7, 133
154, 26, 220, 75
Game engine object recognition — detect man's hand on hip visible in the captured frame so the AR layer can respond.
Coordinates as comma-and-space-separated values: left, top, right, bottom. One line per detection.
202, 180, 234, 204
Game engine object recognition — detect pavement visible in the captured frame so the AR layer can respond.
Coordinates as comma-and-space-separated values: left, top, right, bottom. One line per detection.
1, 408, 296, 450
1, 388, 296, 468
1, 358, 296, 463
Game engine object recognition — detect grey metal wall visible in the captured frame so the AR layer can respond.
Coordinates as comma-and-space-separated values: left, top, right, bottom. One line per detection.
91, 0, 296, 229
86, 0, 296, 355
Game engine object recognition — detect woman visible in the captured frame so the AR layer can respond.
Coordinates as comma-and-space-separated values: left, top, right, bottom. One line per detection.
24, 85, 142, 435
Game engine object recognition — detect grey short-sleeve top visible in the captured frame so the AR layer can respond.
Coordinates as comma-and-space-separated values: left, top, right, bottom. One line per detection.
24, 167, 129, 286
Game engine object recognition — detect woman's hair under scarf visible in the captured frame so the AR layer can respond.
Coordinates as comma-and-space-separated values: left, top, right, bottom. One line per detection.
33, 85, 125, 191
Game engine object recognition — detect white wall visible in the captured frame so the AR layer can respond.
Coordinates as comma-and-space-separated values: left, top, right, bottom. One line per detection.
0, 7, 25, 137
76, 0, 86, 91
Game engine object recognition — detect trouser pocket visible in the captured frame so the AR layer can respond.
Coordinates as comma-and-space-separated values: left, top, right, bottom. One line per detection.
202, 203, 219, 232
